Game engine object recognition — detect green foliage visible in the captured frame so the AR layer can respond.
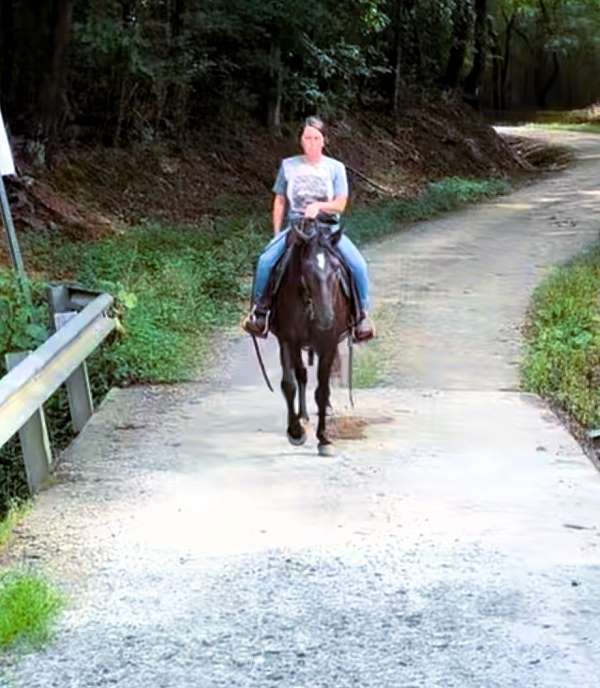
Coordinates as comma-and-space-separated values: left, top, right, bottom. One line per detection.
0, 570, 64, 651
0, 438, 28, 522
496, 0, 600, 55
0, 502, 29, 551
0, 272, 50, 517
346, 176, 511, 243
526, 122, 600, 134
25, 217, 268, 385
3, 0, 600, 142
522, 245, 600, 428
0, 272, 48, 377
353, 344, 385, 388
492, 0, 600, 108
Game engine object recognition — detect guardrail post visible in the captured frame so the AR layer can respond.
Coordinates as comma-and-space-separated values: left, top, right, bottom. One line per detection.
55, 311, 94, 433
5, 352, 53, 493
0, 292, 115, 451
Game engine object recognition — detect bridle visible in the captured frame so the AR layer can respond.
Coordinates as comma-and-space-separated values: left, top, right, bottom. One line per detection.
292, 219, 334, 324
253, 215, 355, 407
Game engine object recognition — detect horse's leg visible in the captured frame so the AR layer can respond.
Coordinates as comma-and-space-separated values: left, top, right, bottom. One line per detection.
315, 347, 337, 456
294, 349, 309, 423
281, 342, 306, 446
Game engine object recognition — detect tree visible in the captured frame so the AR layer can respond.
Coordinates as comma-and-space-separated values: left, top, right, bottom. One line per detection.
463, 0, 488, 107
491, 0, 600, 109
0, 0, 74, 143
442, 0, 474, 89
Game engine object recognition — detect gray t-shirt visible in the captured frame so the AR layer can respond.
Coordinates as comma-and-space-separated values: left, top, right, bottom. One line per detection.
272, 155, 348, 221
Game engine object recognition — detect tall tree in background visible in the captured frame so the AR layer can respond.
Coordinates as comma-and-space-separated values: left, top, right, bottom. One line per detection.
490, 0, 600, 109
442, 0, 474, 89
463, 0, 488, 107
41, 0, 74, 140
1, 0, 74, 142
390, 0, 414, 113
2, 0, 600, 147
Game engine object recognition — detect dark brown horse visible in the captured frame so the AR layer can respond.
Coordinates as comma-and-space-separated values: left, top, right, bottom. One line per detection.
270, 218, 352, 456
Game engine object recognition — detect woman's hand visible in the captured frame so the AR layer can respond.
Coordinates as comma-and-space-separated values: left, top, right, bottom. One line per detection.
304, 196, 347, 219
304, 202, 322, 219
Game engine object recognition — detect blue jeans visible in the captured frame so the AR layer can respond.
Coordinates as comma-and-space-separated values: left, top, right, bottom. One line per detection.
254, 228, 370, 310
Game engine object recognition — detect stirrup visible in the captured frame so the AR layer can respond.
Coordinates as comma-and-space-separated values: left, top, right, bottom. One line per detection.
353, 313, 375, 343
242, 306, 270, 338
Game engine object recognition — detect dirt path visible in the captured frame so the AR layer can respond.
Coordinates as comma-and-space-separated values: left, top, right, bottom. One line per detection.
2, 128, 600, 688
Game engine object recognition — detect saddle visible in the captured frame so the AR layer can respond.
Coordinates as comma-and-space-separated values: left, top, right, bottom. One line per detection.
268, 217, 362, 327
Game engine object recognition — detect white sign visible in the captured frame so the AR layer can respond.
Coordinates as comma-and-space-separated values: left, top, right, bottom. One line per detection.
0, 109, 15, 176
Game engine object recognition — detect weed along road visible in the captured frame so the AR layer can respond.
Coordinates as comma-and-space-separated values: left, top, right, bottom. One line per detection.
3, 129, 600, 687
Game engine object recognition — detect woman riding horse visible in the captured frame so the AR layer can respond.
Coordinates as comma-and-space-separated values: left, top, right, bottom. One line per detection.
242, 116, 375, 342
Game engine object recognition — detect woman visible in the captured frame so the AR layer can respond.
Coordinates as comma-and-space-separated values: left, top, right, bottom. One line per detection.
242, 116, 374, 341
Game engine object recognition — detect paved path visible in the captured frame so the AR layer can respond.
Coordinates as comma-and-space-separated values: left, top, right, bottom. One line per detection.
2, 128, 600, 688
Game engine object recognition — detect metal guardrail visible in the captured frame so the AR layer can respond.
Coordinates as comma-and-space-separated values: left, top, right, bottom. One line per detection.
0, 289, 116, 492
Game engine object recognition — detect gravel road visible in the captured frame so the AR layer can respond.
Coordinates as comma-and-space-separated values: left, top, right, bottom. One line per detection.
1, 128, 600, 688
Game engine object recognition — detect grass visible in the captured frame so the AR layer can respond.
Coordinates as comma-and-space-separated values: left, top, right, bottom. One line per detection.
0, 443, 62, 658
23, 216, 267, 385
353, 301, 405, 388
522, 244, 600, 429
346, 177, 511, 244
0, 570, 64, 651
0, 503, 30, 551
525, 122, 600, 135
353, 344, 385, 388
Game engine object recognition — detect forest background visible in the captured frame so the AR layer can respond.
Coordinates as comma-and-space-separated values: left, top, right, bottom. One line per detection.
1, 0, 600, 150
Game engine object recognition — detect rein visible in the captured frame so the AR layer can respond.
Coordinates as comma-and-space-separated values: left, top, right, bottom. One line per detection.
251, 334, 274, 392
347, 334, 355, 408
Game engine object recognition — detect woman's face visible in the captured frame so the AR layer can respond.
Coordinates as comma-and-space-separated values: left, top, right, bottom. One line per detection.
301, 126, 325, 161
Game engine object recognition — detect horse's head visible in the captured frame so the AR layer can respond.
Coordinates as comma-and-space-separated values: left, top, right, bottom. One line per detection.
292, 218, 344, 332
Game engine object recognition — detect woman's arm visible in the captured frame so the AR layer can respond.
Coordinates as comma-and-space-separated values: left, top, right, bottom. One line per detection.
303, 195, 348, 219
272, 194, 287, 235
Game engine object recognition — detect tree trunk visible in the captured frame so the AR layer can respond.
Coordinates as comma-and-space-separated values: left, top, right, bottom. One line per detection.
121, 0, 137, 26
391, 0, 418, 112
487, 16, 502, 110
408, 0, 423, 83
40, 0, 74, 142
171, 0, 185, 39
535, 51, 560, 108
462, 0, 487, 108
267, 38, 283, 135
3, 0, 73, 141
500, 10, 516, 110
392, 0, 404, 114
0, 0, 16, 111
442, 0, 473, 89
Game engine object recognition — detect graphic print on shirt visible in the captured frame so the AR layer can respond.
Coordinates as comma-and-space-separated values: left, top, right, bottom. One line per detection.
290, 173, 329, 213
281, 158, 335, 213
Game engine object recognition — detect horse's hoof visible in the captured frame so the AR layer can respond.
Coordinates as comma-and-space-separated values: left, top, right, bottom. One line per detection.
318, 443, 336, 457
287, 429, 307, 446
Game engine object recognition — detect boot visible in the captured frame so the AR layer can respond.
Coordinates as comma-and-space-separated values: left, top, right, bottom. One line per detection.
354, 310, 375, 342
242, 304, 270, 338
